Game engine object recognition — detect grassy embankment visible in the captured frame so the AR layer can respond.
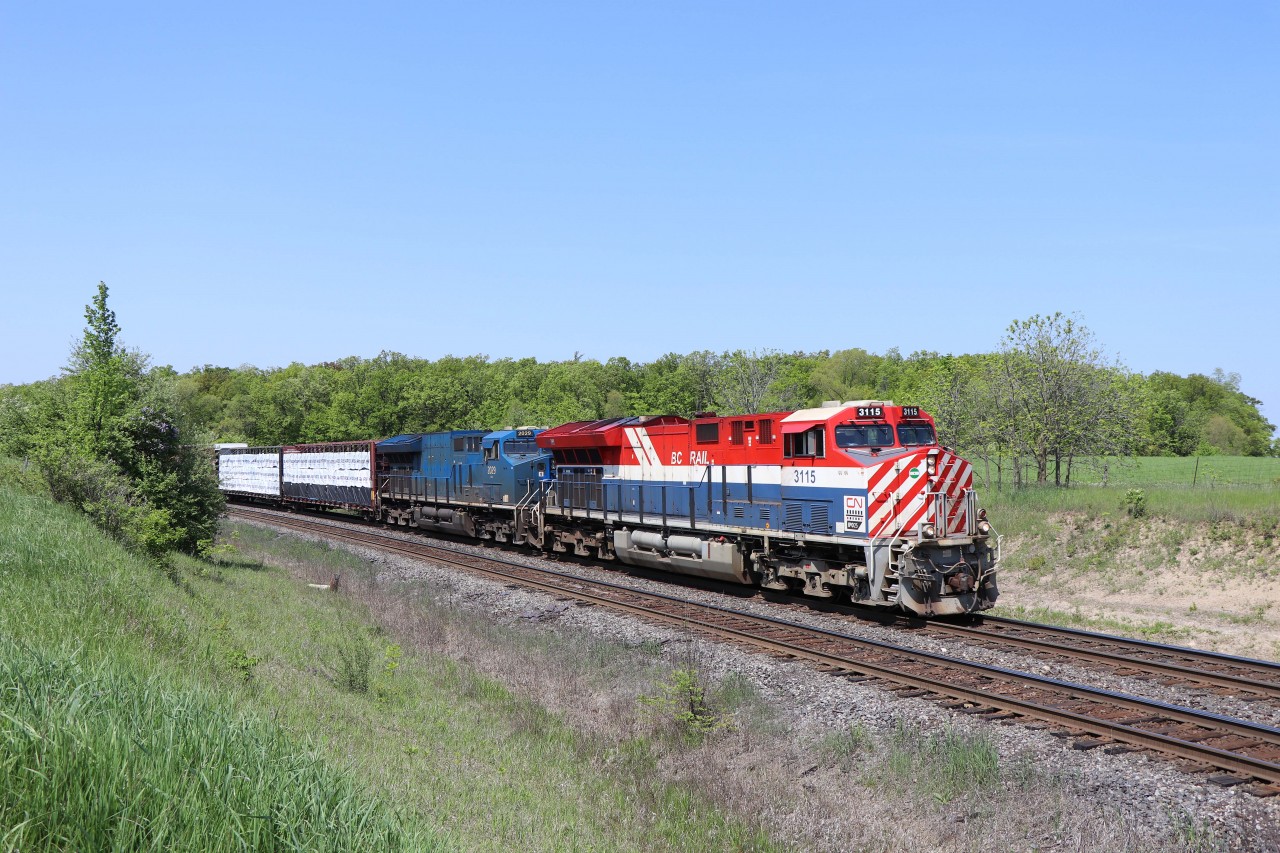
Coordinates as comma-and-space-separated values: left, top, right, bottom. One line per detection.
981, 480, 1280, 653
0, 467, 777, 851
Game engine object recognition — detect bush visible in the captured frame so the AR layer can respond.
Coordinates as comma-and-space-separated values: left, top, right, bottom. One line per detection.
35, 445, 137, 540
0, 284, 224, 558
1123, 488, 1148, 519
0, 456, 48, 497
639, 667, 731, 744
334, 620, 374, 694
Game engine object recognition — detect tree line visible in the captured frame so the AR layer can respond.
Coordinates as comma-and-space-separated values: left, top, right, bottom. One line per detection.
155, 313, 1271, 470
1, 290, 1275, 561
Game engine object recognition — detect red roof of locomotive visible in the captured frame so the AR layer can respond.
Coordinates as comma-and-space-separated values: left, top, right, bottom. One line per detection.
536, 415, 690, 448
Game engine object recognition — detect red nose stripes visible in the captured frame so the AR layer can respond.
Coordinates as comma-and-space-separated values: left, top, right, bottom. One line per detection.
937, 452, 973, 535
866, 451, 973, 539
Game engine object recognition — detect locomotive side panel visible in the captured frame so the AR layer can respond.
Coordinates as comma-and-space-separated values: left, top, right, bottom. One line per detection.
374, 429, 553, 543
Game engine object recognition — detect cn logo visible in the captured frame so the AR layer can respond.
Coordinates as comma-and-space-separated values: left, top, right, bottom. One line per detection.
844, 495, 866, 533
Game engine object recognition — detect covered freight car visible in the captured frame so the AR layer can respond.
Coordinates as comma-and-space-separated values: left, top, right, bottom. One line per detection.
282, 442, 377, 509
216, 441, 377, 511
217, 446, 282, 499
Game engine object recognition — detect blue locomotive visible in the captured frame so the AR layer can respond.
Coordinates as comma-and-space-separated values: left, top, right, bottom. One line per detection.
375, 428, 550, 540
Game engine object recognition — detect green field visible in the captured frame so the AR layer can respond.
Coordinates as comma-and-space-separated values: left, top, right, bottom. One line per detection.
972, 455, 1280, 490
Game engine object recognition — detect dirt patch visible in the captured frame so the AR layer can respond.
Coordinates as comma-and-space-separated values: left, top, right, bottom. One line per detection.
1000, 515, 1280, 658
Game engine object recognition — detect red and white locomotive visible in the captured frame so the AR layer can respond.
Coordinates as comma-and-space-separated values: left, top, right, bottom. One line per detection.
531, 401, 998, 616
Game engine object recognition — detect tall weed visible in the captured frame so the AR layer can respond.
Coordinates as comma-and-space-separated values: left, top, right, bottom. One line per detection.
0, 639, 420, 851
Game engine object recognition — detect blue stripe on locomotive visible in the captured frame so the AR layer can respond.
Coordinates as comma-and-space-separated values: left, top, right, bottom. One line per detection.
377, 429, 551, 507
555, 467, 868, 539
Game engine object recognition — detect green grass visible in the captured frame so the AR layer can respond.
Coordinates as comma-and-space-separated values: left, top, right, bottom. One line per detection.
0, 487, 427, 851
816, 723, 873, 771
216, 524, 780, 850
988, 605, 1197, 644
0, 641, 408, 851
875, 723, 1002, 805
1076, 456, 1280, 488
980, 483, 1280, 534
975, 455, 1280, 490
0, 478, 783, 851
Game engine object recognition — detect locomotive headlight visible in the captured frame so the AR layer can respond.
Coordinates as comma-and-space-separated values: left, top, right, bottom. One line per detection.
926, 448, 939, 477
977, 520, 991, 535
921, 523, 937, 540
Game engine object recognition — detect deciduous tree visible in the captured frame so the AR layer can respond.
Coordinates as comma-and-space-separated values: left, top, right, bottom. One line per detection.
998, 313, 1139, 485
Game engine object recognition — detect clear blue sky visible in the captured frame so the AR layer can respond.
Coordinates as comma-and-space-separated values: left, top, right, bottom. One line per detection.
3, 3, 1277, 425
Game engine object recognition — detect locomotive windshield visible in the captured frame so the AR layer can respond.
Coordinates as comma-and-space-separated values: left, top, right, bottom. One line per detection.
896, 424, 936, 446
504, 439, 540, 456
835, 424, 895, 449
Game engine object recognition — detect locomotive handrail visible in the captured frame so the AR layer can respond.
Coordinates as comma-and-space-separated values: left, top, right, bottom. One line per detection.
549, 467, 705, 531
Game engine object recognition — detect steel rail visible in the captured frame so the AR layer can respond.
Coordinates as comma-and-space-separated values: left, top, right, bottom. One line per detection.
921, 618, 1280, 700
229, 507, 1280, 787
976, 613, 1280, 672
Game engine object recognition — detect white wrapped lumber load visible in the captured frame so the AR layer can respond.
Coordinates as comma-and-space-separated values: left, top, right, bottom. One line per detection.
281, 442, 376, 508
217, 449, 281, 497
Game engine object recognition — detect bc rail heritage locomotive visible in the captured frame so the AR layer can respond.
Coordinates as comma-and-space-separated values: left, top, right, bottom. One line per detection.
217, 401, 999, 616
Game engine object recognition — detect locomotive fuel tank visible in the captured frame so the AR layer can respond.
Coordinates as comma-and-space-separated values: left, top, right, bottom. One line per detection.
613, 529, 751, 584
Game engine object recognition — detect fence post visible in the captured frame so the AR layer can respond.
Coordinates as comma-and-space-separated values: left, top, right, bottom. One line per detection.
1192, 456, 1199, 487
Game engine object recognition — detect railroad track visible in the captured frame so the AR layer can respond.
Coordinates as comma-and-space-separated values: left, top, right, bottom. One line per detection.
227, 505, 1280, 795
924, 614, 1280, 702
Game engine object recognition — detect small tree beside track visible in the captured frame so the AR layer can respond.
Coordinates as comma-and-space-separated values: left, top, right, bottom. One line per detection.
0, 282, 223, 558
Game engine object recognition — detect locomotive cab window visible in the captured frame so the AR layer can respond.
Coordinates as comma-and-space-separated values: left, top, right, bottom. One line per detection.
483, 443, 498, 462
784, 427, 825, 458
504, 439, 539, 456
835, 424, 895, 449
896, 424, 936, 446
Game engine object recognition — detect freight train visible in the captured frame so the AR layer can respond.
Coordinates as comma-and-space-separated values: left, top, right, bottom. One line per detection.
216, 401, 998, 616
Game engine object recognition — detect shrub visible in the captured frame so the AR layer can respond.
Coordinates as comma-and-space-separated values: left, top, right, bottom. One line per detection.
1123, 488, 1147, 519
639, 667, 731, 744
334, 620, 374, 694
